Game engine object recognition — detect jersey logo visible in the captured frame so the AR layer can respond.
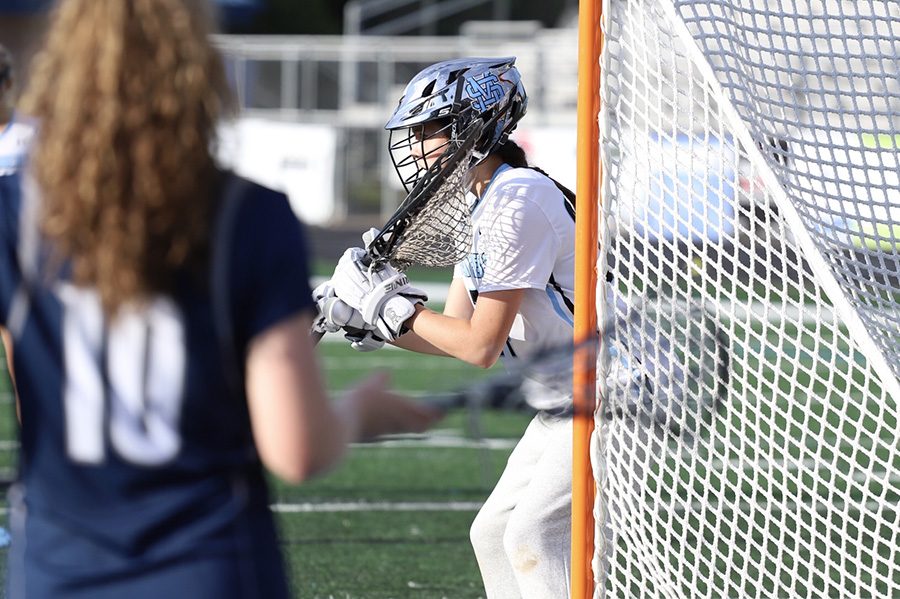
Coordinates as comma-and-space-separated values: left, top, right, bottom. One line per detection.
461, 252, 486, 281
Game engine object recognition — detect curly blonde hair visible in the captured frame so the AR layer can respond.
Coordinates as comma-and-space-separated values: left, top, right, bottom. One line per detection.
20, 0, 233, 314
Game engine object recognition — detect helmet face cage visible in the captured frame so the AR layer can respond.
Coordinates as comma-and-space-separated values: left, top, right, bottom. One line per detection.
386, 57, 528, 194
388, 118, 461, 194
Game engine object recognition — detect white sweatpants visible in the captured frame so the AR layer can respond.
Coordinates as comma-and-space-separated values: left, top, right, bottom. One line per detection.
470, 413, 572, 599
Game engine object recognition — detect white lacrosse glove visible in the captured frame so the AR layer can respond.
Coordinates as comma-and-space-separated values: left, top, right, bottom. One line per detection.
312, 280, 386, 351
344, 329, 386, 352
330, 247, 428, 342
361, 227, 380, 249
311, 280, 370, 335
311, 281, 338, 334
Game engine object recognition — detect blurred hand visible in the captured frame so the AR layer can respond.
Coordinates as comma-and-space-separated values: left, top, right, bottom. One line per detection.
340, 371, 443, 441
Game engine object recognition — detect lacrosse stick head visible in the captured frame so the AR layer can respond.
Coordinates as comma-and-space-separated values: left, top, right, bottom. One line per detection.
385, 56, 528, 194
366, 117, 487, 270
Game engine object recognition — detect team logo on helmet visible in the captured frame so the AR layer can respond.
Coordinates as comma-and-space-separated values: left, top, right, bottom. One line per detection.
465, 73, 505, 113
384, 57, 528, 193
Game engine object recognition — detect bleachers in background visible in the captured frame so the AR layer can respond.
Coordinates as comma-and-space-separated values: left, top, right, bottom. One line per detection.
214, 25, 577, 224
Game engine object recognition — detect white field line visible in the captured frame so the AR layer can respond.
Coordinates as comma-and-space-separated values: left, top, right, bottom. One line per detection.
0, 502, 485, 517
271, 501, 482, 513
352, 433, 518, 450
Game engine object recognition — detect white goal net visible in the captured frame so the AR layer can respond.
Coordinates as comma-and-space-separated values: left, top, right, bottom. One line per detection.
594, 0, 899, 597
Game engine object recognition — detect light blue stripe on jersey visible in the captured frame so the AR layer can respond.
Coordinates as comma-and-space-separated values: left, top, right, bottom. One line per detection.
545, 285, 574, 327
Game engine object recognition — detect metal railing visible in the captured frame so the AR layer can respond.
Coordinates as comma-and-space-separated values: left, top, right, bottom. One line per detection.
344, 0, 509, 36
215, 29, 577, 221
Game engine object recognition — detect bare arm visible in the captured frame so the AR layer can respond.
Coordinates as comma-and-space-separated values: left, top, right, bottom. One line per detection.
401, 286, 525, 369
245, 311, 439, 484
391, 277, 473, 355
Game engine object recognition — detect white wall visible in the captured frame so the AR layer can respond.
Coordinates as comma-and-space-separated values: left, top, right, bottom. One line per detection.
218, 117, 338, 224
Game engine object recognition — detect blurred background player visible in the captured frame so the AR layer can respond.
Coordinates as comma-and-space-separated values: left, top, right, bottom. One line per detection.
0, 42, 31, 408
0, 1, 439, 597
0, 44, 33, 176
320, 57, 577, 598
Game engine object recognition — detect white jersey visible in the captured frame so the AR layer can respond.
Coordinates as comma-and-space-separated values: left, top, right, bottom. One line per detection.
0, 114, 34, 175
454, 165, 576, 407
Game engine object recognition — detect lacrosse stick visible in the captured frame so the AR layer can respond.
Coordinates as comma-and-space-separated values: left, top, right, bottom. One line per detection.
312, 113, 498, 342
421, 297, 730, 440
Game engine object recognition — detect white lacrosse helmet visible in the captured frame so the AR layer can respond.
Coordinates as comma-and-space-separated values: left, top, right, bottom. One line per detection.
385, 56, 528, 192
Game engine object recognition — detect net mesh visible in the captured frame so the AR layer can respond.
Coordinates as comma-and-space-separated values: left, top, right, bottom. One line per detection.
594, 0, 899, 596
385, 144, 475, 270
600, 298, 729, 441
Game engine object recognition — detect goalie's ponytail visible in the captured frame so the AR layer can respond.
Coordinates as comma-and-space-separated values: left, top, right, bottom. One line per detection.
497, 140, 528, 168
496, 140, 576, 216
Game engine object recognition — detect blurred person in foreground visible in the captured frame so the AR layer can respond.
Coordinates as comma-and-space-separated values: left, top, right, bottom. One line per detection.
0, 1, 439, 597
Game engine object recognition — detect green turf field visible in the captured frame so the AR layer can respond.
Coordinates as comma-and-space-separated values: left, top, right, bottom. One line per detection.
0, 355, 15, 593
270, 342, 523, 598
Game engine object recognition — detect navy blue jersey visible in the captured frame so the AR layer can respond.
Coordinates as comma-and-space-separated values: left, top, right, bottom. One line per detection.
0, 171, 313, 597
